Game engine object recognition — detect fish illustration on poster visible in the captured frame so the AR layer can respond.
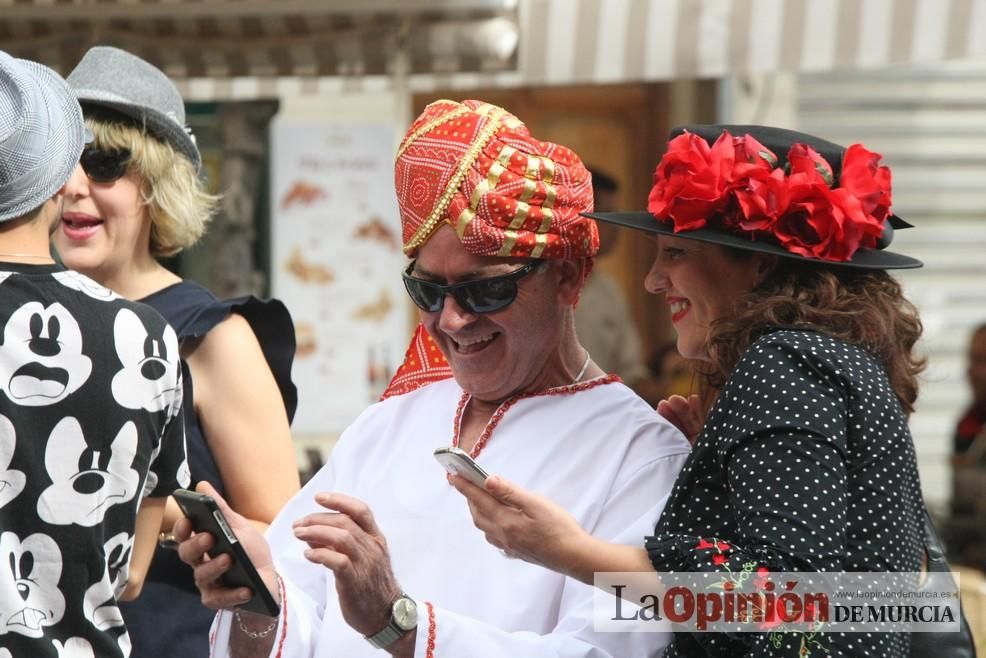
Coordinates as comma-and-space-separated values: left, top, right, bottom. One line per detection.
271, 121, 410, 434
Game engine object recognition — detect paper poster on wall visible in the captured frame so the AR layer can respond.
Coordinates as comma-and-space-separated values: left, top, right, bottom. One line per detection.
271, 121, 409, 435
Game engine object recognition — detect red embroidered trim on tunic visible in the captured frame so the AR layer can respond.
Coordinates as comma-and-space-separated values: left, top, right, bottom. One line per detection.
425, 601, 437, 658
273, 576, 288, 658
452, 374, 622, 459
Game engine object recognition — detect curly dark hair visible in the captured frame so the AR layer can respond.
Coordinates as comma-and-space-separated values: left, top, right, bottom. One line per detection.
702, 252, 926, 414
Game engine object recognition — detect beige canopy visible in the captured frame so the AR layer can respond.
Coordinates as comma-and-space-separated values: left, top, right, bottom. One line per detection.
2, 0, 983, 98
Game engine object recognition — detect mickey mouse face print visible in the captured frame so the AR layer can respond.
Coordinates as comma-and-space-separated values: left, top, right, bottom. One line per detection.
0, 531, 65, 638
52, 270, 120, 302
110, 308, 180, 413
0, 416, 25, 510
83, 532, 132, 631
0, 302, 92, 406
36, 418, 139, 527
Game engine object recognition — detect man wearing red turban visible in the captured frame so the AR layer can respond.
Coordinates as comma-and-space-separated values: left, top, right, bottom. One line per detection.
180, 100, 689, 658
384, 98, 602, 397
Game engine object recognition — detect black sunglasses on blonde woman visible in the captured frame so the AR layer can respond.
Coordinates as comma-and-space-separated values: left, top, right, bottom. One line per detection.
79, 147, 130, 183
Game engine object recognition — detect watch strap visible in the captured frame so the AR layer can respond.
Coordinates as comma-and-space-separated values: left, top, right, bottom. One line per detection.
365, 593, 417, 650
366, 623, 404, 649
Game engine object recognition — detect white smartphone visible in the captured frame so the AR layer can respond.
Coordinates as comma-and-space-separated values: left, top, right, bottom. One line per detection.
434, 446, 490, 486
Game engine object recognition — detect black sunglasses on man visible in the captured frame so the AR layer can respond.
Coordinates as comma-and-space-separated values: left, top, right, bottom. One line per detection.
402, 260, 542, 314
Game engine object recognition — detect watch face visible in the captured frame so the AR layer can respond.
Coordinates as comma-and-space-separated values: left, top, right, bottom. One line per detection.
393, 596, 418, 631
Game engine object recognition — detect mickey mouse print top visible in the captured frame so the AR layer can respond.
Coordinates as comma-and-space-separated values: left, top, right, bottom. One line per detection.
646, 330, 925, 658
0, 264, 188, 658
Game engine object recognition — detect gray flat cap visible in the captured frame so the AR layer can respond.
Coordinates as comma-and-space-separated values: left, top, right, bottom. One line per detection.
0, 50, 88, 223
68, 46, 201, 170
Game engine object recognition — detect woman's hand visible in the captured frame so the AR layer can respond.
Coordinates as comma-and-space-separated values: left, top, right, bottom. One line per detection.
657, 393, 704, 444
450, 475, 598, 583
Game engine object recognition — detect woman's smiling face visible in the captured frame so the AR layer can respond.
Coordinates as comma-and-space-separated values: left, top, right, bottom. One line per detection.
644, 235, 768, 360
55, 162, 151, 282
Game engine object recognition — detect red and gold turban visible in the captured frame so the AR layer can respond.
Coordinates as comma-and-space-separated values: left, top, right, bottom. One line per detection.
396, 99, 598, 259
383, 100, 597, 400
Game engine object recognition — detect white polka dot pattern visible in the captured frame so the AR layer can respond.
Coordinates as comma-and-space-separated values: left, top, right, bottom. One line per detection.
645, 330, 923, 657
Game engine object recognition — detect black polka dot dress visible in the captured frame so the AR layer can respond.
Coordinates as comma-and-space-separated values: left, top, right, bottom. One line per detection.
646, 330, 924, 657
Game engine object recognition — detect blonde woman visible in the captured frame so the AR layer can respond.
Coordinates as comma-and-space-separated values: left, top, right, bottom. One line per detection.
53, 46, 300, 657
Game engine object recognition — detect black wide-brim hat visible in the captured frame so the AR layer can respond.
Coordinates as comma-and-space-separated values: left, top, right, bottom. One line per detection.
585, 124, 922, 270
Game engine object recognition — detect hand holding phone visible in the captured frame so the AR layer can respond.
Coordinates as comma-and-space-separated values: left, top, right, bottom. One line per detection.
173, 489, 280, 617
434, 447, 489, 487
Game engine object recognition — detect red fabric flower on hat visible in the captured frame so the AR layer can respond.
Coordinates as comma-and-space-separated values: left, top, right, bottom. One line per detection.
649, 131, 776, 231
647, 132, 733, 230
788, 142, 835, 186
775, 187, 883, 261
735, 168, 787, 233
769, 146, 884, 261
730, 133, 778, 179
647, 129, 894, 263
839, 143, 893, 225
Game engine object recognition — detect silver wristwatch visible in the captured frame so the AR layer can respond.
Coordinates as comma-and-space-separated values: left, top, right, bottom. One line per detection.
366, 593, 417, 650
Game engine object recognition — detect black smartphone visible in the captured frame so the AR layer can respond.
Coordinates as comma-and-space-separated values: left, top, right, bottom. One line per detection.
173, 489, 280, 617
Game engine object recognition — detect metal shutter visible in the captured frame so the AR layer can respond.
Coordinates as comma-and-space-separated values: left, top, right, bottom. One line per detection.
798, 61, 986, 510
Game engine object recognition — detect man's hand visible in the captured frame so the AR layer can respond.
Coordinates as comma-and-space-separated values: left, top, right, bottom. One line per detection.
292, 494, 406, 643
175, 481, 280, 613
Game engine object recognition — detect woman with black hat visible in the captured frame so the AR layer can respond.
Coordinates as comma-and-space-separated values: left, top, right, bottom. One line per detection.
452, 125, 936, 656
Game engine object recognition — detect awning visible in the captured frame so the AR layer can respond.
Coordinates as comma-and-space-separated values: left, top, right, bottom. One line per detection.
524, 0, 986, 83
417, 0, 986, 90
0, 0, 519, 82
2, 0, 984, 100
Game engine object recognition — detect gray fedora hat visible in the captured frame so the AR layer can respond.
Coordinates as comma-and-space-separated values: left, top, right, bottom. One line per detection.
68, 46, 201, 170
0, 50, 88, 224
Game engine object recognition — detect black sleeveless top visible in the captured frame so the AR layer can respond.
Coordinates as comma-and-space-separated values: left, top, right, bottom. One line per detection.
120, 280, 297, 657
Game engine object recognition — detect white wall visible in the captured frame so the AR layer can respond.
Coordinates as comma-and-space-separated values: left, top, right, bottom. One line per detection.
277, 87, 409, 128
